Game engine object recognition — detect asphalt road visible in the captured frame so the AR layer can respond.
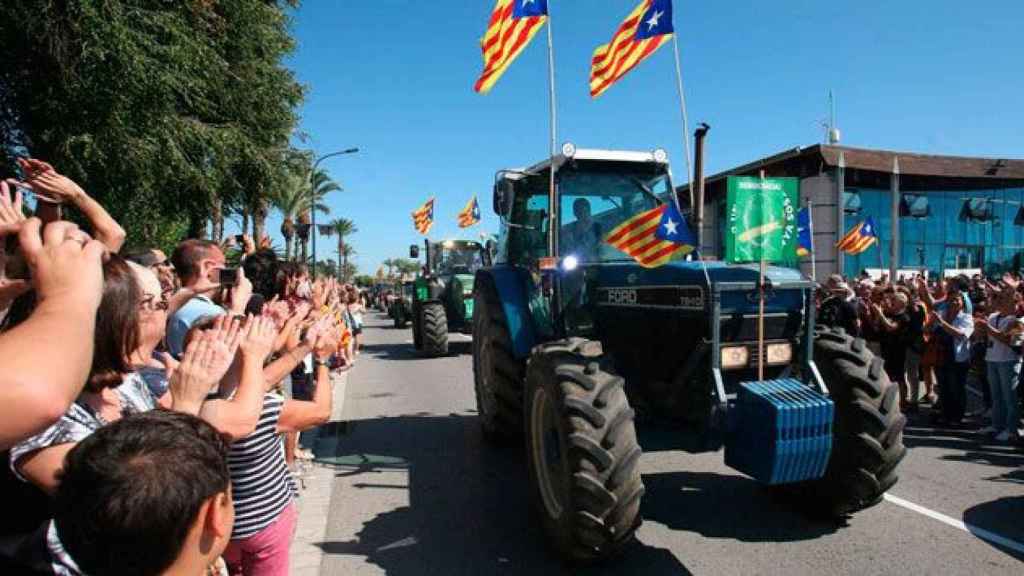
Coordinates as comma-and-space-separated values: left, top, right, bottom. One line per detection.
314, 312, 1024, 575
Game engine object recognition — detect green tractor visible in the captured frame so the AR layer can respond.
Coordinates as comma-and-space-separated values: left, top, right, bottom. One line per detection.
472, 144, 906, 562
389, 280, 414, 328
408, 239, 491, 356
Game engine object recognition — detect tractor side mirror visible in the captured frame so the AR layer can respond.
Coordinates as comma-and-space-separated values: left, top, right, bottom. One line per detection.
493, 178, 514, 216
409, 244, 419, 259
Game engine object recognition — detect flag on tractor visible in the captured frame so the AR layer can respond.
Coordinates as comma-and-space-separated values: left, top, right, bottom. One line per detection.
590, 0, 674, 98
457, 196, 481, 228
412, 198, 434, 235
796, 206, 813, 257
724, 176, 799, 264
473, 0, 548, 94
604, 202, 695, 268
836, 217, 878, 255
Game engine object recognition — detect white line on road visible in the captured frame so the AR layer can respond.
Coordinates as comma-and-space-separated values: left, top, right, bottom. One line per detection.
884, 493, 1024, 555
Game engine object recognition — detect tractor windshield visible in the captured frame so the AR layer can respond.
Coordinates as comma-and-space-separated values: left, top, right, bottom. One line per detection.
557, 162, 673, 263
436, 242, 485, 274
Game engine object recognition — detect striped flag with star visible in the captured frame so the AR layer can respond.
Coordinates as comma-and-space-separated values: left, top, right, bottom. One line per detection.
457, 196, 481, 228
604, 201, 696, 268
412, 198, 435, 235
835, 217, 878, 255
590, 0, 674, 98
473, 0, 548, 94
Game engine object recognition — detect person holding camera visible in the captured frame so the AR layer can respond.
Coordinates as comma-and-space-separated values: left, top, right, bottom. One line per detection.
977, 288, 1023, 442
166, 240, 252, 358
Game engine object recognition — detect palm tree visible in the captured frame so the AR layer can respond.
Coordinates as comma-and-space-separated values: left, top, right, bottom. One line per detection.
382, 258, 397, 280
338, 244, 357, 282
297, 168, 343, 264
270, 172, 330, 261
328, 217, 358, 279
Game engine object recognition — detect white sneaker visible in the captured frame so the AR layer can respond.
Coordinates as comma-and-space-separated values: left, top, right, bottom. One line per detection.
295, 448, 315, 461
978, 426, 997, 435
994, 430, 1010, 442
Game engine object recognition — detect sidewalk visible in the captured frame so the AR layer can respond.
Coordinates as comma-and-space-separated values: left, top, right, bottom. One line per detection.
289, 371, 350, 576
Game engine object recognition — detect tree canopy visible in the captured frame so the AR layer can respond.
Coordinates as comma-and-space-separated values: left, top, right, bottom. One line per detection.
0, 0, 305, 250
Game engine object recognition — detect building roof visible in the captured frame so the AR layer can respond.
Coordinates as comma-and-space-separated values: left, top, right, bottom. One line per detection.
817, 145, 1024, 179
679, 144, 1024, 201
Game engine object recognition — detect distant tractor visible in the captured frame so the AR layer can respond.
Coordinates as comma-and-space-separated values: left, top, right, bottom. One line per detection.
409, 239, 491, 356
471, 144, 906, 562
389, 281, 414, 328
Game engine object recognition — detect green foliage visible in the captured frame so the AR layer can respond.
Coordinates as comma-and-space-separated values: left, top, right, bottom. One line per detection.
0, 0, 305, 248
354, 274, 375, 287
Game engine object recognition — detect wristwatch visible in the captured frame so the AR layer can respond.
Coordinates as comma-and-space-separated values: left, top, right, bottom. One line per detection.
313, 357, 330, 369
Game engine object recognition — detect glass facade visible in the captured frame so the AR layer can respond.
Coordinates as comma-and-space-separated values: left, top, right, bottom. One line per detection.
842, 186, 1024, 277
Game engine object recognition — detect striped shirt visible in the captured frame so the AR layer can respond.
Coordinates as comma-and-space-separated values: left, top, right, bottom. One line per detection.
227, 393, 294, 540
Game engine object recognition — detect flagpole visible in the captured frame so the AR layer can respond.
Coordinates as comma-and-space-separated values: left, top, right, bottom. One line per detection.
808, 199, 816, 282
671, 32, 694, 204
758, 169, 766, 382
545, 3, 559, 259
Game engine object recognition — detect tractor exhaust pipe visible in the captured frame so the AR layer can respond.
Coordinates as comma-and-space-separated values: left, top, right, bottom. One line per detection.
693, 123, 710, 252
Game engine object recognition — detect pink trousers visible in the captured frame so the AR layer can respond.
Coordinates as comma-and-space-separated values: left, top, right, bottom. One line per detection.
222, 503, 297, 576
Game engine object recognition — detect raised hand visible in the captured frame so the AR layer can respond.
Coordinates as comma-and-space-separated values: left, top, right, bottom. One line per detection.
312, 321, 341, 362
0, 180, 26, 236
12, 158, 85, 205
238, 314, 278, 364
170, 334, 221, 415
18, 219, 105, 311
228, 268, 253, 315
204, 315, 244, 380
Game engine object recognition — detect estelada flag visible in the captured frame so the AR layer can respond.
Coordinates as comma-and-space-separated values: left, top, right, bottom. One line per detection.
604, 202, 695, 268
836, 217, 878, 255
412, 198, 434, 235
474, 0, 548, 94
457, 196, 481, 228
590, 0, 674, 98
796, 206, 813, 257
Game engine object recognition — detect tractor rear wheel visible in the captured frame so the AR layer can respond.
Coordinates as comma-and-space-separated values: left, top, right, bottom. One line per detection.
472, 277, 524, 440
802, 326, 907, 516
419, 302, 448, 357
524, 339, 644, 563
412, 304, 423, 350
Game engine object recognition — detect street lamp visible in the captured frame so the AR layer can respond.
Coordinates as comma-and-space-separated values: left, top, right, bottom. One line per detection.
311, 147, 359, 278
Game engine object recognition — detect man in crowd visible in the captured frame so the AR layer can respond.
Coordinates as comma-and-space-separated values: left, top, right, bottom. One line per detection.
818, 274, 860, 337
166, 240, 251, 357
49, 410, 234, 576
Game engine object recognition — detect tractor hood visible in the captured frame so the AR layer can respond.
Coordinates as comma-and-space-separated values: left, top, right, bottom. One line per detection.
591, 260, 807, 316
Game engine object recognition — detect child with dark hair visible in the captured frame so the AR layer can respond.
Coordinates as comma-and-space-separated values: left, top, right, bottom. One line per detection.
51, 410, 233, 576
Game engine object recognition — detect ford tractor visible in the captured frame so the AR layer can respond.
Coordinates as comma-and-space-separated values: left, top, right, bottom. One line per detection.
471, 144, 906, 562
409, 239, 491, 356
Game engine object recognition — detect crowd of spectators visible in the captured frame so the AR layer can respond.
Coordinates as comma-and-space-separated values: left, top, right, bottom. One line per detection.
818, 270, 1024, 443
0, 159, 365, 575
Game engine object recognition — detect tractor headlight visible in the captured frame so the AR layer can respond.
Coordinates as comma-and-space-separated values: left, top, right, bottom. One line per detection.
765, 343, 793, 365
561, 254, 579, 271
720, 346, 749, 370
653, 148, 669, 163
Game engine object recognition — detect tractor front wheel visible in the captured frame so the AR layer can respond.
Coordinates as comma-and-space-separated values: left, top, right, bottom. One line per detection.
419, 302, 449, 357
801, 327, 907, 516
394, 306, 407, 329
524, 339, 644, 563
472, 278, 525, 440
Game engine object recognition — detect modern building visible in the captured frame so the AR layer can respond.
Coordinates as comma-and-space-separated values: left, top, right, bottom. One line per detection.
680, 144, 1024, 281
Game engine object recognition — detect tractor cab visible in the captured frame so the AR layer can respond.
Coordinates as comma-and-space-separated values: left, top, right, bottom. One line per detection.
472, 144, 905, 563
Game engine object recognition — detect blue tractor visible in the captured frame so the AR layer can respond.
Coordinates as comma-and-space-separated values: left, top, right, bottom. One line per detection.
471, 144, 906, 562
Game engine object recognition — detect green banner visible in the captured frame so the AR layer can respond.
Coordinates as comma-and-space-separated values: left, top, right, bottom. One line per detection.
725, 176, 799, 264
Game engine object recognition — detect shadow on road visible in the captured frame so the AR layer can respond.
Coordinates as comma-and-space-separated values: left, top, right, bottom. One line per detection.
313, 413, 692, 575
360, 341, 473, 361
902, 425, 1024, 469
963, 495, 1024, 562
641, 471, 840, 543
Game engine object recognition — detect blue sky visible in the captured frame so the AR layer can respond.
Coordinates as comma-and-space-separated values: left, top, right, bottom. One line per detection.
253, 0, 1024, 277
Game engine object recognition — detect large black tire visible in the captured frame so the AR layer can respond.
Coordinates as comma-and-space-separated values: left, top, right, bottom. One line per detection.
419, 302, 448, 357
524, 338, 644, 563
801, 326, 907, 516
472, 277, 525, 440
411, 304, 423, 350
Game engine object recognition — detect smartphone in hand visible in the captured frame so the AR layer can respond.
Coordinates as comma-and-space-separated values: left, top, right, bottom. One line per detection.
218, 267, 238, 287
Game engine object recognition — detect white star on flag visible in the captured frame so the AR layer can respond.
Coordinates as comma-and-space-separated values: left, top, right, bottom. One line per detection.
646, 10, 663, 31
663, 217, 678, 236
522, 0, 535, 5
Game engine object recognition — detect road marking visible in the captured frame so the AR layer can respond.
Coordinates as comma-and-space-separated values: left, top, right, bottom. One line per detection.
884, 493, 1024, 555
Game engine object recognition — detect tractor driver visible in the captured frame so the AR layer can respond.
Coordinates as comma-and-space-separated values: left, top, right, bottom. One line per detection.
564, 198, 602, 262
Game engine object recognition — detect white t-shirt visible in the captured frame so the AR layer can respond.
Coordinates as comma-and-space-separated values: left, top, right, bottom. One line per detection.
985, 313, 1022, 362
